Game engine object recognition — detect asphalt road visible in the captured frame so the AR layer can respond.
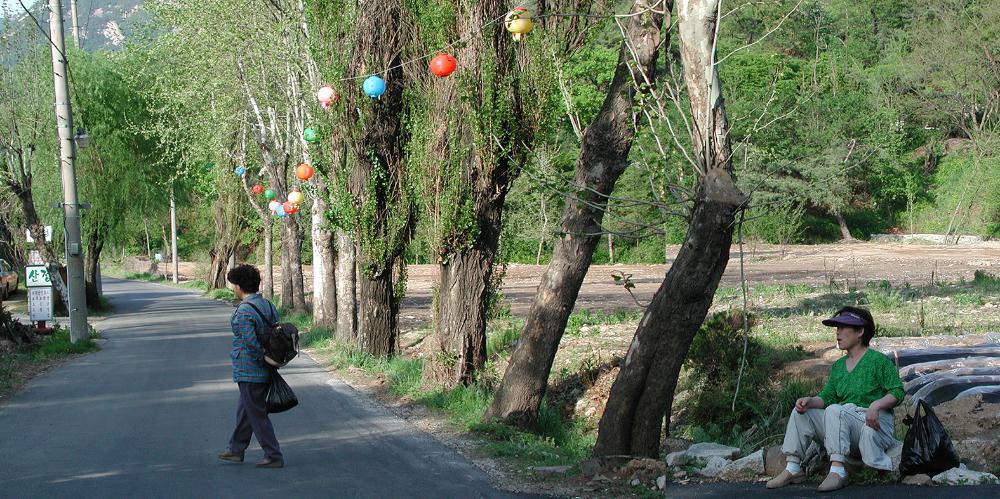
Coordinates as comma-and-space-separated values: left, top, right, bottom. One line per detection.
0, 278, 529, 499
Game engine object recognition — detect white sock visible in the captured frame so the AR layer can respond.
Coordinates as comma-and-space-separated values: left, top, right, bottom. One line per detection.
830, 464, 847, 478
785, 462, 801, 474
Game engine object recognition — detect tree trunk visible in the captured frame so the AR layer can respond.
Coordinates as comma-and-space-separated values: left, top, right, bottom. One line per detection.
262, 218, 274, 299
311, 188, 337, 328
435, 199, 503, 384
279, 217, 308, 312
593, 0, 745, 458
356, 248, 396, 357
84, 230, 103, 310
483, 0, 669, 427
834, 211, 854, 240
335, 229, 357, 342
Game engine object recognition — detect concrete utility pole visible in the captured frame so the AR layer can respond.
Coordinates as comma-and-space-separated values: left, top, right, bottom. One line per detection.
170, 185, 179, 283
69, 0, 81, 49
47, 0, 89, 343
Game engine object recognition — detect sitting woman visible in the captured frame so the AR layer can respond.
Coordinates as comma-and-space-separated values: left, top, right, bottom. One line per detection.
766, 306, 904, 492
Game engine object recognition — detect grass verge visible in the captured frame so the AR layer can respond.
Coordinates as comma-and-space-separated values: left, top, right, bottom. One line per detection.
0, 325, 100, 403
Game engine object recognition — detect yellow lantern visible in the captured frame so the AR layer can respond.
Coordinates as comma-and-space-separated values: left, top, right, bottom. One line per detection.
288, 190, 305, 206
505, 7, 534, 41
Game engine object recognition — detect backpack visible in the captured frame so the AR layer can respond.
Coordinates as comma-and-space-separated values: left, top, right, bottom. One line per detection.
245, 301, 300, 369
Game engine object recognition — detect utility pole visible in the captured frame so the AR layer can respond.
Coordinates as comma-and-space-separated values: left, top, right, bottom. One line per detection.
170, 185, 178, 283
47, 0, 89, 343
69, 0, 81, 49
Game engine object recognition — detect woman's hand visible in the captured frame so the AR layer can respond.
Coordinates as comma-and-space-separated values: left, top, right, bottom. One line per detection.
865, 406, 881, 431
795, 397, 811, 414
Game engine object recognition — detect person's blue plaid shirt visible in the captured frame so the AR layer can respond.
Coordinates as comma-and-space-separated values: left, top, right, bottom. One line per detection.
230, 293, 278, 383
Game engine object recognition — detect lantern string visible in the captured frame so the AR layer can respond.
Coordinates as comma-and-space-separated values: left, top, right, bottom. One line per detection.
328, 7, 658, 84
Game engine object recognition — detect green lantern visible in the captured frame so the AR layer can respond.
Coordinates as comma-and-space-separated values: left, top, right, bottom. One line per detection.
264, 189, 276, 200
303, 128, 319, 143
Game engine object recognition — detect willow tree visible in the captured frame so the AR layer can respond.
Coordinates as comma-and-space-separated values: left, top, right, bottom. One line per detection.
593, 0, 746, 458
309, 0, 415, 357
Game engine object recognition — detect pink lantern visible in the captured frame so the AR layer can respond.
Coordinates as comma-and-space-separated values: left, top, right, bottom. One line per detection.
317, 86, 335, 102
268, 200, 280, 212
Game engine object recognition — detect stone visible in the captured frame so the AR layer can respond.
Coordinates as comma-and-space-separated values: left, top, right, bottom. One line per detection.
719, 449, 765, 479
529, 465, 570, 475
696, 456, 731, 478
629, 479, 641, 486
617, 458, 666, 482
685, 442, 741, 460
666, 450, 690, 467
580, 458, 603, 477
674, 470, 688, 479
764, 445, 786, 476
901, 474, 932, 486
931, 467, 999, 486
656, 475, 667, 490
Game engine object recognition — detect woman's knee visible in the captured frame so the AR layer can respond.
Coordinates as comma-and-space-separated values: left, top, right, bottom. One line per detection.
824, 403, 844, 417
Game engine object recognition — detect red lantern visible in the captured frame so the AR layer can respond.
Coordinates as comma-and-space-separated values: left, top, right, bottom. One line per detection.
283, 201, 299, 214
251, 184, 264, 195
295, 163, 314, 181
429, 53, 457, 77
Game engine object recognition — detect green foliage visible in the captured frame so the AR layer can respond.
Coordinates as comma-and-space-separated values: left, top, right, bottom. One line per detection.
679, 310, 810, 450
35, 328, 100, 357
565, 308, 643, 338
207, 288, 236, 301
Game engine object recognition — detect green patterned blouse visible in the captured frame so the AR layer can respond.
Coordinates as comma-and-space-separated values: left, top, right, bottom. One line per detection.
818, 348, 905, 408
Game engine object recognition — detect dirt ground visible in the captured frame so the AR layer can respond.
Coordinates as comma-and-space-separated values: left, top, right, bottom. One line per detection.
162, 241, 1000, 332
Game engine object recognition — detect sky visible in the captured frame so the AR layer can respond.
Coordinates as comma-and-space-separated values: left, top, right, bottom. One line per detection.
2, 0, 38, 16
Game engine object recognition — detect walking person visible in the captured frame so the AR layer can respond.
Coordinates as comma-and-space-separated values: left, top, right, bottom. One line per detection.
218, 264, 284, 468
766, 306, 904, 492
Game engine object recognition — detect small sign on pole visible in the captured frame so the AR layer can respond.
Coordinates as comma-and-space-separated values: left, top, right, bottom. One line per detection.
28, 250, 44, 265
29, 287, 53, 322
25, 265, 53, 288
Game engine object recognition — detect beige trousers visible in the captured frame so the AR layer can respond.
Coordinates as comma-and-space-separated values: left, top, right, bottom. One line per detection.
781, 403, 896, 471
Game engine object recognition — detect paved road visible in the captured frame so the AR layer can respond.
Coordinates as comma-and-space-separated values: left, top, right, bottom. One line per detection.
0, 278, 531, 499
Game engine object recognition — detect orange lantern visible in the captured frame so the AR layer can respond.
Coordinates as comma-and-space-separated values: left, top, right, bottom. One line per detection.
295, 163, 314, 180
251, 184, 265, 195
429, 53, 457, 77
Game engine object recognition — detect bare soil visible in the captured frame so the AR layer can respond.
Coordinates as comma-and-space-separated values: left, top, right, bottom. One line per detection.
163, 242, 1000, 332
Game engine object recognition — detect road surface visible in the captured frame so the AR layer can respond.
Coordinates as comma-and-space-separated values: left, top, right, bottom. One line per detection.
0, 278, 530, 499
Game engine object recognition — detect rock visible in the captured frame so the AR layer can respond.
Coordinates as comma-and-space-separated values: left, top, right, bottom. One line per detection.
581, 456, 631, 477
617, 458, 666, 482
931, 467, 999, 485
901, 474, 932, 486
666, 450, 690, 467
719, 449, 765, 479
764, 445, 786, 476
686, 442, 741, 460
674, 470, 688, 479
656, 475, 667, 490
529, 465, 571, 475
696, 456, 731, 478
629, 479, 641, 486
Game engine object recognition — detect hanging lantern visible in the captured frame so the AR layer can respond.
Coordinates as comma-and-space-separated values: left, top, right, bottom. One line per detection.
268, 200, 281, 212
234, 166, 247, 177
264, 189, 276, 200
429, 53, 457, 77
288, 190, 305, 205
295, 163, 314, 181
303, 128, 320, 143
276, 204, 287, 217
505, 7, 534, 41
252, 184, 265, 195
363, 75, 386, 98
283, 201, 299, 215
316, 86, 336, 104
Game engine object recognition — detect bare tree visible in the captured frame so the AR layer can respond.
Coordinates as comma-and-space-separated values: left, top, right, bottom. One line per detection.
484, 0, 670, 426
593, 0, 746, 458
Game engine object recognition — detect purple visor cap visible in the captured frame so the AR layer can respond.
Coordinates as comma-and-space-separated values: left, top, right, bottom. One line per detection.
822, 311, 869, 327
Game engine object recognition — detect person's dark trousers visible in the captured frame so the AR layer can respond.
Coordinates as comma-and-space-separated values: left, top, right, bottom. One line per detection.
229, 381, 283, 460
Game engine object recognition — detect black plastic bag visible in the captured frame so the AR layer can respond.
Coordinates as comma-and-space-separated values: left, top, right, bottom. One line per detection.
899, 399, 959, 476
266, 371, 298, 413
